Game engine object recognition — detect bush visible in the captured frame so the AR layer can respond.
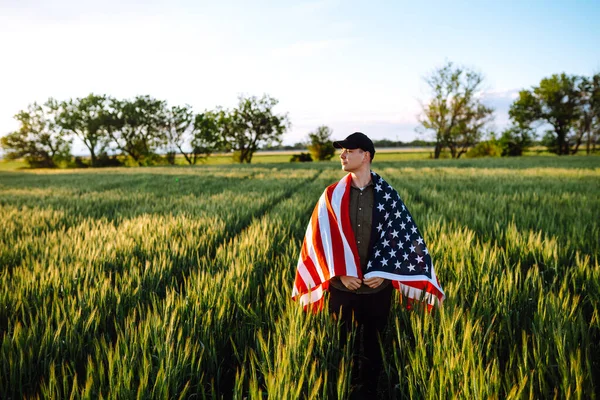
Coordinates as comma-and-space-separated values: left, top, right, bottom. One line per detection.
74, 157, 89, 168
290, 153, 313, 162
95, 152, 124, 167
165, 151, 177, 165
499, 126, 534, 156
466, 141, 502, 158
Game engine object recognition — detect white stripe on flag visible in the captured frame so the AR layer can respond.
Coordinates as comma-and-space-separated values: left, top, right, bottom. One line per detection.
317, 192, 335, 276
298, 285, 324, 307
296, 258, 317, 291
398, 283, 440, 306
331, 176, 358, 277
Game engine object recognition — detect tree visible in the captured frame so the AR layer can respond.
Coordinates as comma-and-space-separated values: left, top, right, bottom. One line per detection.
417, 61, 494, 159
509, 73, 581, 155
307, 125, 336, 161
220, 94, 290, 163
164, 104, 195, 165
191, 110, 222, 163
104, 95, 168, 166
577, 73, 600, 154
498, 126, 534, 156
1, 99, 71, 168
57, 93, 110, 167
165, 106, 222, 165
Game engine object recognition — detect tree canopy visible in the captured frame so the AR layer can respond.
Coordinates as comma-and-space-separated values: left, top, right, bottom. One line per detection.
508, 73, 596, 155
1, 99, 71, 167
418, 61, 494, 159
220, 94, 290, 163
307, 125, 336, 161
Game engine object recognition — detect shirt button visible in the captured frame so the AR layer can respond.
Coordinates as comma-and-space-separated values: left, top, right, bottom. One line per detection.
358, 224, 361, 227
359, 208, 362, 211
358, 241, 361, 244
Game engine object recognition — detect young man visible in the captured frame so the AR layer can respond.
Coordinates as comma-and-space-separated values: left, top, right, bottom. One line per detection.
329, 132, 392, 396
292, 132, 445, 397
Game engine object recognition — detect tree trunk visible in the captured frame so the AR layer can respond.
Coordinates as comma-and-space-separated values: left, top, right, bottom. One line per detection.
556, 128, 567, 155
434, 142, 442, 159
449, 144, 457, 158
587, 129, 591, 154
177, 144, 192, 165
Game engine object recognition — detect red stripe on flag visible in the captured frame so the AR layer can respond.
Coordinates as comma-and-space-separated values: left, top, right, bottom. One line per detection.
293, 270, 308, 294
303, 253, 322, 289
311, 214, 330, 281
339, 175, 361, 278
325, 186, 347, 276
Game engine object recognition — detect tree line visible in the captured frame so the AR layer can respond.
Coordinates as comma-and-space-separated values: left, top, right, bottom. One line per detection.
418, 62, 600, 158
1, 94, 289, 167
2, 64, 599, 167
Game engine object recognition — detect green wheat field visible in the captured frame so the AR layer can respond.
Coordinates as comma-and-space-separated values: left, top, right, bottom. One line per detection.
1, 156, 599, 399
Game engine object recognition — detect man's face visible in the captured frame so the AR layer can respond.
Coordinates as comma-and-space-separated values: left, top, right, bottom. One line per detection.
339, 147, 368, 172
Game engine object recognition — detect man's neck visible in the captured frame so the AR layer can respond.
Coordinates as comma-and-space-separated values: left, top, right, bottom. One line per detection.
350, 167, 372, 189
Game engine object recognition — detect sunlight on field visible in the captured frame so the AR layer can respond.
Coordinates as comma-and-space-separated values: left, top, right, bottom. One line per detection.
0, 157, 599, 398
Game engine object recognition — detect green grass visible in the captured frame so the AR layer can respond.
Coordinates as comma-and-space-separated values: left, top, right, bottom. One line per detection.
0, 156, 599, 398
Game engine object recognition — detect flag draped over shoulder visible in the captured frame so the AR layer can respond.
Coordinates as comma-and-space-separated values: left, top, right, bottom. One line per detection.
292, 171, 445, 311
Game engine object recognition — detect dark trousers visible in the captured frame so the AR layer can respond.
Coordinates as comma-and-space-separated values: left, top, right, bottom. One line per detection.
329, 284, 393, 395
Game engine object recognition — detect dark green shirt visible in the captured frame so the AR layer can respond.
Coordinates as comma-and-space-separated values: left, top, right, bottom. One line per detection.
329, 179, 390, 294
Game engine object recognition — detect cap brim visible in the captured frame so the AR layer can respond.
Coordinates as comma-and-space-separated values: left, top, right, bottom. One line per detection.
332, 140, 358, 149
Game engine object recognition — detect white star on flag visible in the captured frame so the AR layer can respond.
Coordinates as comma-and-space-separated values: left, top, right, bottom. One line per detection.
389, 249, 396, 258
367, 260, 372, 269
377, 223, 383, 231
381, 257, 388, 266
404, 233, 411, 241
416, 255, 424, 263
382, 239, 390, 248
387, 220, 393, 228
375, 249, 381, 257
410, 244, 416, 252
403, 253, 409, 260
392, 200, 397, 208
391, 230, 399, 238
400, 222, 406, 230
424, 248, 429, 255
407, 216, 412, 222
394, 211, 401, 219
375, 184, 382, 192
411, 226, 417, 234
417, 237, 424, 244
384, 212, 390, 220
408, 264, 416, 271
383, 192, 391, 201
377, 203, 385, 212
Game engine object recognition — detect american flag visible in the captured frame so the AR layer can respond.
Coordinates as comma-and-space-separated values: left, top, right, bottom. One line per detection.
292, 171, 445, 310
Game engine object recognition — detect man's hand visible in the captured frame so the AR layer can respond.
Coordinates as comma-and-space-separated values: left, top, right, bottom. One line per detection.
340, 276, 362, 290
363, 277, 384, 289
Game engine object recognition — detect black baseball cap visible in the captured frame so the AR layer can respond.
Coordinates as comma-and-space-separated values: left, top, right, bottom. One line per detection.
332, 132, 376, 159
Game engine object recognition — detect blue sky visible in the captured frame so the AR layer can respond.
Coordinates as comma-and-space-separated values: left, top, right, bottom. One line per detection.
1, 0, 599, 150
